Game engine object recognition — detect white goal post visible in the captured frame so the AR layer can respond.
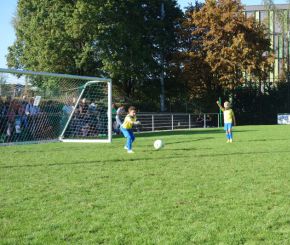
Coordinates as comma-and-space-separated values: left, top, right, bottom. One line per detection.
0, 68, 112, 145
59, 80, 112, 143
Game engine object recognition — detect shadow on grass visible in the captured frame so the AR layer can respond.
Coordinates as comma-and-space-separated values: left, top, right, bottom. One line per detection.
161, 137, 214, 145
6, 146, 84, 154
0, 155, 187, 169
196, 149, 290, 158
3, 137, 214, 154
8, 137, 213, 154
234, 129, 259, 133
153, 147, 213, 152
243, 138, 289, 142
135, 129, 224, 138
114, 128, 259, 139
2, 148, 290, 169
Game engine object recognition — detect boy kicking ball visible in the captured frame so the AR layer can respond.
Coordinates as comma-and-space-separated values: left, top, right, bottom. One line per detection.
120, 106, 141, 153
216, 100, 236, 143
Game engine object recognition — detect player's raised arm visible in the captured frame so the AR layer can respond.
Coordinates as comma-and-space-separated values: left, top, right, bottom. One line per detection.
216, 100, 225, 112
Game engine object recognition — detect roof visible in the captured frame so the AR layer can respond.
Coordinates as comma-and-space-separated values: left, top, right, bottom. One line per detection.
244, 4, 290, 11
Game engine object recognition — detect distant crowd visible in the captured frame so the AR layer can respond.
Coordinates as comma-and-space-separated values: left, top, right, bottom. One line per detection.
0, 96, 108, 143
62, 98, 108, 138
0, 96, 45, 142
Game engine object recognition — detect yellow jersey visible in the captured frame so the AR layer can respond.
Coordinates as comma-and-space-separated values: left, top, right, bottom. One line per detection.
223, 109, 235, 124
122, 115, 137, 129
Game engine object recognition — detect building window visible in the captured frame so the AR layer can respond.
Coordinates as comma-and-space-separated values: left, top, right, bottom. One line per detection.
246, 11, 254, 18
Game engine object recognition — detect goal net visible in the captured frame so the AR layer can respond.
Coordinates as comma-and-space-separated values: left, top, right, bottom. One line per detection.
0, 68, 112, 145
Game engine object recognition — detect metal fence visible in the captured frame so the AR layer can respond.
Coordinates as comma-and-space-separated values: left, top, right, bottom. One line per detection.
132, 113, 220, 132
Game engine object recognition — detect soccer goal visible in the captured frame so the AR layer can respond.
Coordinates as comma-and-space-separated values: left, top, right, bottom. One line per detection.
0, 68, 112, 145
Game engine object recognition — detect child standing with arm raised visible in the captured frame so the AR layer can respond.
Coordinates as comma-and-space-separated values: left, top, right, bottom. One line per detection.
216, 101, 236, 143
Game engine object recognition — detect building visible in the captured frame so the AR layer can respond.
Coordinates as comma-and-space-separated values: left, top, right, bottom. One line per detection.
244, 4, 290, 83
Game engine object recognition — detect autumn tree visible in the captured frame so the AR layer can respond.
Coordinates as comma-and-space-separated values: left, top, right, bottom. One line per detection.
168, 1, 223, 112
189, 0, 274, 91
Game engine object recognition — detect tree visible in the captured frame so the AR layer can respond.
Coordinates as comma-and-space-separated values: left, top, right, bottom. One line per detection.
7, 0, 182, 106
169, 1, 223, 112
190, 0, 274, 91
95, 0, 182, 106
7, 0, 104, 76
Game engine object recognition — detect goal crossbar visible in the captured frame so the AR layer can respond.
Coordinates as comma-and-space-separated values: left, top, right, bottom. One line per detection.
0, 68, 112, 145
0, 68, 110, 82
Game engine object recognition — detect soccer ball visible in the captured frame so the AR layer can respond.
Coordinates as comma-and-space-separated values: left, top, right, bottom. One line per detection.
154, 139, 164, 150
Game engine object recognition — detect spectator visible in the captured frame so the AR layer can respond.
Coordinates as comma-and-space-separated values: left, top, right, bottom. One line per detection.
81, 123, 90, 137
0, 97, 5, 135
14, 114, 22, 141
116, 105, 125, 133
6, 104, 16, 142
25, 98, 40, 115
18, 98, 28, 128
25, 98, 40, 139
0, 97, 4, 113
62, 99, 74, 115
67, 98, 89, 137
112, 103, 117, 134
21, 95, 28, 108
2, 96, 11, 117
196, 114, 204, 127
79, 98, 88, 115
61, 98, 75, 129
112, 103, 117, 118
88, 101, 97, 113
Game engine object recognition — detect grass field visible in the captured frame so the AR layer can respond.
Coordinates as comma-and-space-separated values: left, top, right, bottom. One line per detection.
1, 125, 290, 244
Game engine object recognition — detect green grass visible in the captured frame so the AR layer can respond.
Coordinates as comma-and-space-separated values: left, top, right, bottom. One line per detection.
1, 125, 290, 244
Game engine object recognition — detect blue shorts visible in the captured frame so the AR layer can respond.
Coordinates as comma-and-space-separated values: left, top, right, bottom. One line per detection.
224, 123, 233, 131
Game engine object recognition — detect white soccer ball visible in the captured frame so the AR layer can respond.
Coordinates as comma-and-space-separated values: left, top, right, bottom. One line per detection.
154, 139, 164, 150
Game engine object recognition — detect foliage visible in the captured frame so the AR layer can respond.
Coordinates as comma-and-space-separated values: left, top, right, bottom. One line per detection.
183, 0, 274, 90
232, 81, 290, 124
7, 0, 182, 101
167, 0, 276, 113
6, 0, 281, 113
168, 1, 223, 112
96, 0, 182, 101
7, 0, 103, 76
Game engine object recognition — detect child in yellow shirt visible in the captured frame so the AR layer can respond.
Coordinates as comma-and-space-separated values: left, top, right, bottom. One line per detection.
120, 106, 141, 153
216, 101, 236, 143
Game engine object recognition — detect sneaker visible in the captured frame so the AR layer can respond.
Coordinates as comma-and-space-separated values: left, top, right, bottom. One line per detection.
127, 150, 134, 153
124, 146, 128, 150
229, 139, 233, 143
226, 140, 230, 143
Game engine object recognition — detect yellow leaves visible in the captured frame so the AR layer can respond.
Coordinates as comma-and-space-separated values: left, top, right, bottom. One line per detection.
178, 0, 274, 91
